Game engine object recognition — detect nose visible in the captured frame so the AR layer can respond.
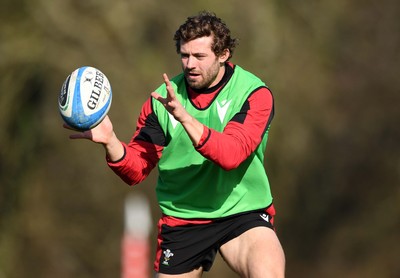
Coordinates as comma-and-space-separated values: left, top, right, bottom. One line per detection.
186, 55, 196, 69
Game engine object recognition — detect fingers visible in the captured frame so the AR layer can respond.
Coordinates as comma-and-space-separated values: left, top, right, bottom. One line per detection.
69, 132, 92, 140
63, 123, 92, 140
63, 123, 75, 130
151, 73, 175, 106
150, 91, 162, 101
162, 73, 176, 99
162, 73, 171, 86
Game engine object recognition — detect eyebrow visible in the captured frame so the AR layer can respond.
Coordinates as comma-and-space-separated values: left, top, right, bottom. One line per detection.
180, 50, 208, 56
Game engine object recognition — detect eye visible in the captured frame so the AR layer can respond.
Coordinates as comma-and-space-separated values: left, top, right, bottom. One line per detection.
194, 54, 207, 60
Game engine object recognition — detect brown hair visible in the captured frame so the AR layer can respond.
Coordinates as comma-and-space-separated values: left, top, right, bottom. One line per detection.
173, 11, 238, 60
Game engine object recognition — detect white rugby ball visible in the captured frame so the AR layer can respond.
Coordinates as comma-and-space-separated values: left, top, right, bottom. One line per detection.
59, 66, 112, 131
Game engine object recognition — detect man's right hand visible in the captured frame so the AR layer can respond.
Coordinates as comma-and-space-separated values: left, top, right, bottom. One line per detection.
64, 115, 125, 162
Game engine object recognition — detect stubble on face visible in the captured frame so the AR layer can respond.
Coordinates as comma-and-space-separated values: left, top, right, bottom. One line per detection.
185, 58, 221, 89
180, 37, 225, 90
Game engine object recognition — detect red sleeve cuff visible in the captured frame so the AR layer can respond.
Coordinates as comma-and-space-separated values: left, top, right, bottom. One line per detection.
106, 142, 127, 165
195, 126, 211, 149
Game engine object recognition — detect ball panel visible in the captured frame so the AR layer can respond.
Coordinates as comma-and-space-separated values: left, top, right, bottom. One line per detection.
59, 66, 112, 131
59, 71, 77, 118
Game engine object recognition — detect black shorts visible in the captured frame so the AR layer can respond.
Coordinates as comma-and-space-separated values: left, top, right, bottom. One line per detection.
154, 205, 276, 274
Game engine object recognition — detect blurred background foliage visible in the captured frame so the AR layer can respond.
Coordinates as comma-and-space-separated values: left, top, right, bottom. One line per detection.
0, 0, 399, 277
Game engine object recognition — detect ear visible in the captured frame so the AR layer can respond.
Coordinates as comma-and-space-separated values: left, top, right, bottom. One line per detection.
218, 49, 230, 63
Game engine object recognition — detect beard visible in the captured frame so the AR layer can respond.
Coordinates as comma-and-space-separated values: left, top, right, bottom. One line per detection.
185, 73, 217, 89
184, 61, 221, 90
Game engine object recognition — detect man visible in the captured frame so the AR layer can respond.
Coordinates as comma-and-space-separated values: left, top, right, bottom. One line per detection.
66, 11, 285, 277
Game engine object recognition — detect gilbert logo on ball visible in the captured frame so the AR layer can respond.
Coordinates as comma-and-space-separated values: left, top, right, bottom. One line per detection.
59, 66, 112, 131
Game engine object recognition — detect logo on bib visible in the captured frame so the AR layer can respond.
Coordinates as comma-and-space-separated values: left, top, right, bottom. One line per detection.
216, 99, 232, 123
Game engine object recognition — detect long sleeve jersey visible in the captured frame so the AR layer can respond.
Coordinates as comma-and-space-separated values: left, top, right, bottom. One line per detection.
107, 63, 275, 218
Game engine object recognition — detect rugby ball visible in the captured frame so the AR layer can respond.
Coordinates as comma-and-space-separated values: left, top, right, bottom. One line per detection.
59, 66, 112, 131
